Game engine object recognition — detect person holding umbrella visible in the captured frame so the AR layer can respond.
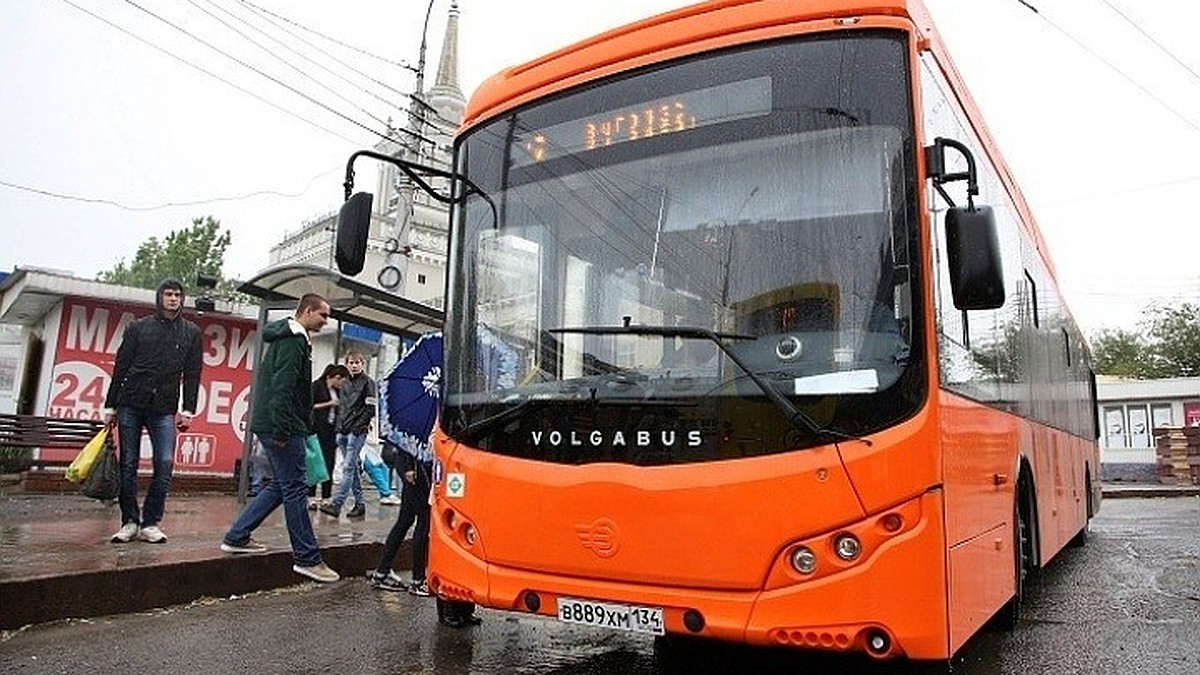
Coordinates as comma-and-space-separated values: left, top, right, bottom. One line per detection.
367, 332, 442, 596
368, 331, 481, 626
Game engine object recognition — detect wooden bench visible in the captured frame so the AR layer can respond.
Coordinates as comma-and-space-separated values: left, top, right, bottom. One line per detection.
0, 414, 105, 470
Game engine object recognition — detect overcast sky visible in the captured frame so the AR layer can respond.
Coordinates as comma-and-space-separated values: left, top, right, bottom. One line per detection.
2, 0, 1198, 335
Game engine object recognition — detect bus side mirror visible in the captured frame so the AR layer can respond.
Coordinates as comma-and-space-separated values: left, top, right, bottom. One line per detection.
945, 205, 1005, 310
336, 192, 373, 276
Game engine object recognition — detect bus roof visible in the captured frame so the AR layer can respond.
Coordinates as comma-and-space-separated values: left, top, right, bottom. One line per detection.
464, 0, 931, 127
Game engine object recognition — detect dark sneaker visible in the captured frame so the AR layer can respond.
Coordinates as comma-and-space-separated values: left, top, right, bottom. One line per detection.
221, 539, 268, 554
366, 569, 405, 584
318, 503, 341, 517
368, 570, 407, 592
293, 562, 340, 583
409, 579, 431, 597
345, 503, 366, 519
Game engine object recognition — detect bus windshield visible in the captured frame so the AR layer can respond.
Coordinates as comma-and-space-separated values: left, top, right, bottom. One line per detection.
445, 31, 924, 465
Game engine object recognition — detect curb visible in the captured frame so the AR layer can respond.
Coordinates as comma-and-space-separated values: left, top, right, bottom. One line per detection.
1101, 484, 1200, 499
0, 540, 406, 631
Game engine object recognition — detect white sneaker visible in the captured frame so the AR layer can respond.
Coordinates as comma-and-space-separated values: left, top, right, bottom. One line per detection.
293, 562, 340, 583
138, 525, 168, 543
110, 523, 139, 543
379, 494, 401, 506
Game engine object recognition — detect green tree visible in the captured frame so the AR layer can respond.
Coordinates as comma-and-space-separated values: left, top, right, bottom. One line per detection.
98, 216, 233, 293
1091, 302, 1200, 378
1091, 328, 1152, 378
1143, 302, 1200, 378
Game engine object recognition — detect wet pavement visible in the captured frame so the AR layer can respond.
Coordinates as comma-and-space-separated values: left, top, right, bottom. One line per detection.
0, 480, 1195, 632
1, 496, 1196, 674
0, 486, 409, 630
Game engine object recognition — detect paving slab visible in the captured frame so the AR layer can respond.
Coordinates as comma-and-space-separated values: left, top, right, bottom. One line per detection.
0, 489, 408, 630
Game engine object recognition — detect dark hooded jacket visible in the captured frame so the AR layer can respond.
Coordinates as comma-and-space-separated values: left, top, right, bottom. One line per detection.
104, 278, 203, 415
249, 317, 314, 439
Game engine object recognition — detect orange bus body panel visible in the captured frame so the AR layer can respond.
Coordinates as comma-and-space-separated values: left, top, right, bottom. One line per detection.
940, 391, 1021, 650
431, 441, 954, 657
436, 438, 866, 590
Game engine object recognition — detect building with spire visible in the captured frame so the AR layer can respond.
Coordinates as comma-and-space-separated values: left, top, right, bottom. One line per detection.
268, 1, 464, 313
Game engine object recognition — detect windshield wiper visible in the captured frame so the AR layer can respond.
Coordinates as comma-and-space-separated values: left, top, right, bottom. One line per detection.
549, 322, 871, 446
455, 398, 537, 445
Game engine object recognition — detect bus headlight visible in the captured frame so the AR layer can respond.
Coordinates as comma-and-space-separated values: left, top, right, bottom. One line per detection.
790, 546, 817, 574
834, 533, 861, 561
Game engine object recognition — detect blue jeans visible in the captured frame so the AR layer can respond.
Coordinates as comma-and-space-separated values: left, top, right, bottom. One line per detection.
224, 436, 321, 566
116, 407, 176, 528
330, 432, 366, 510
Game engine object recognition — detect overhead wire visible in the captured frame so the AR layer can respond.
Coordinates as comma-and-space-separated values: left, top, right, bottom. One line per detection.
1096, 0, 1200, 86
203, 0, 413, 121
52, 0, 460, 218
119, 0, 396, 144
211, 0, 454, 148
230, 0, 464, 134
0, 167, 338, 212
234, 0, 413, 70
58, 0, 359, 146
1012, 0, 1200, 134
184, 0, 392, 131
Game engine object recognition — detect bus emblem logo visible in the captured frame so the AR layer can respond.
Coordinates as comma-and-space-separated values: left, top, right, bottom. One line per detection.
575, 518, 620, 558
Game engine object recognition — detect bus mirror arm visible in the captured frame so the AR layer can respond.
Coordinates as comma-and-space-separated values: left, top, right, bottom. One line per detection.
335, 149, 498, 277
924, 137, 979, 211
926, 139, 1004, 311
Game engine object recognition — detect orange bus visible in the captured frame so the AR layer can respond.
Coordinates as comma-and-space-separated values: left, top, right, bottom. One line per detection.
341, 0, 1100, 662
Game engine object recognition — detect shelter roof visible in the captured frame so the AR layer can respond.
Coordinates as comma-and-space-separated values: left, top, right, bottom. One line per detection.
237, 264, 443, 337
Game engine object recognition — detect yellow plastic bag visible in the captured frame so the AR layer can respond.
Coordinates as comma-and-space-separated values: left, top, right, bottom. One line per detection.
65, 426, 110, 483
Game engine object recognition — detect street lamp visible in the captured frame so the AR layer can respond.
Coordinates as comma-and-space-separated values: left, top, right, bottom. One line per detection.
395, 0, 438, 162
416, 0, 437, 95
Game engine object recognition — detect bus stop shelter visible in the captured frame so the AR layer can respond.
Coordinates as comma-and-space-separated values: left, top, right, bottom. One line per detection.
238, 263, 444, 337
234, 263, 445, 499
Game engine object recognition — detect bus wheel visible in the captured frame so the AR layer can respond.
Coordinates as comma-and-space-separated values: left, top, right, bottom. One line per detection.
1069, 471, 1092, 548
437, 598, 481, 628
990, 492, 1029, 631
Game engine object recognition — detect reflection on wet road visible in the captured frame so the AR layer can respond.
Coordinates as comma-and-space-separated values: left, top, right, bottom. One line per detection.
2, 498, 1197, 674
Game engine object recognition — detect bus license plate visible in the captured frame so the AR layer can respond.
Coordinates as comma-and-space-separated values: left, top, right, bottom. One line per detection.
557, 597, 665, 635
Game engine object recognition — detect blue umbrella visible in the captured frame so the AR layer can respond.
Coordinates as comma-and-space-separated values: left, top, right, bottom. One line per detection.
379, 332, 443, 462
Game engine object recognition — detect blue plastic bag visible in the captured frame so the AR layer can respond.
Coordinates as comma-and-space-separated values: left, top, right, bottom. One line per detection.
362, 455, 391, 493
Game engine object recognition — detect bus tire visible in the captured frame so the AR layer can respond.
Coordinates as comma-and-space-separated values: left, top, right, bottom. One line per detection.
1068, 470, 1092, 548
437, 598, 481, 628
990, 489, 1030, 631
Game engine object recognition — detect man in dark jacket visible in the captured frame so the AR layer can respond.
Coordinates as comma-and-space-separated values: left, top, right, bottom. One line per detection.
220, 293, 341, 583
104, 278, 203, 544
319, 350, 376, 519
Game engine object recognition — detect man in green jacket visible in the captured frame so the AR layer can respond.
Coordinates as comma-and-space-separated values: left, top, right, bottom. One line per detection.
220, 293, 340, 583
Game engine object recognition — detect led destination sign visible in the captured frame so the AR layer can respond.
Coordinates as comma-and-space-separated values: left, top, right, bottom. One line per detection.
516, 76, 772, 166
